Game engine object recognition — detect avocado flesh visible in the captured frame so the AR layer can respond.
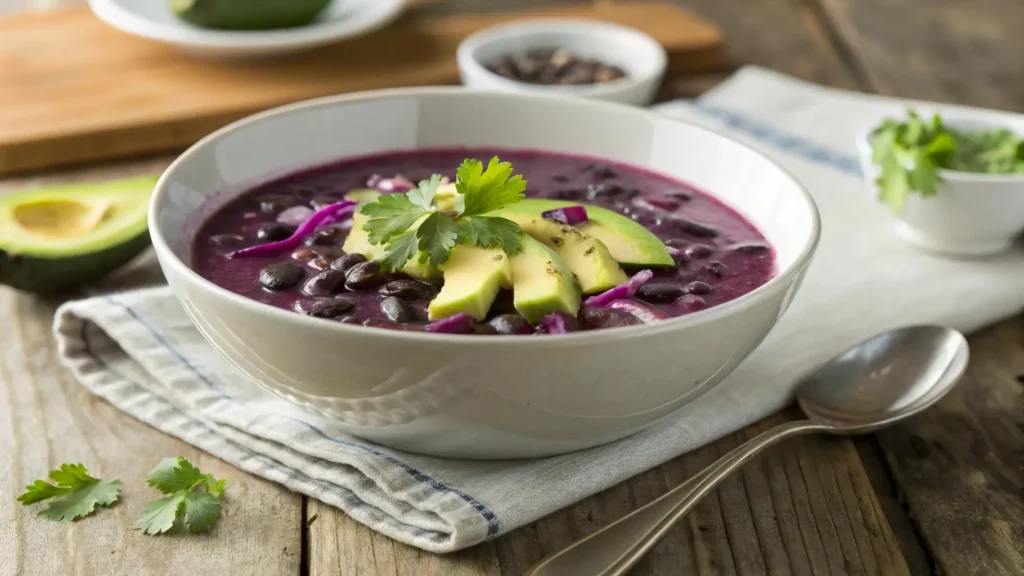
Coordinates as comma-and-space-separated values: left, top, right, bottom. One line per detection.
0, 175, 157, 295
342, 212, 441, 282
171, 0, 331, 31
499, 212, 627, 294
428, 245, 512, 321
502, 199, 674, 267
509, 235, 581, 324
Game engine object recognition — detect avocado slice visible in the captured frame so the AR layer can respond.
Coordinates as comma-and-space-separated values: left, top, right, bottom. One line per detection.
509, 235, 581, 323
428, 245, 512, 321
170, 0, 331, 31
0, 175, 157, 295
503, 199, 674, 267
342, 212, 441, 282
499, 212, 628, 294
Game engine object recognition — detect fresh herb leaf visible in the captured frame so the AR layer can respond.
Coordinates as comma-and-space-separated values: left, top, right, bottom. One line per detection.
380, 230, 419, 271
456, 157, 527, 216
407, 174, 442, 210
360, 194, 431, 245
417, 212, 461, 266
134, 457, 227, 535
17, 463, 121, 521
458, 216, 523, 255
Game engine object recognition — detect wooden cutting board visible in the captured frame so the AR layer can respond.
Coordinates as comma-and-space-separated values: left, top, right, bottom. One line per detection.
0, 3, 726, 176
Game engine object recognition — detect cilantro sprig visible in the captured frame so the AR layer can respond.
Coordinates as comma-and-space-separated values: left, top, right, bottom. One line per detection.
870, 109, 1024, 213
360, 157, 527, 270
134, 457, 227, 535
17, 463, 122, 521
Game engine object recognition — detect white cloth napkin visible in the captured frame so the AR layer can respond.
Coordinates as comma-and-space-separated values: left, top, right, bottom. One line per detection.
53, 67, 1024, 553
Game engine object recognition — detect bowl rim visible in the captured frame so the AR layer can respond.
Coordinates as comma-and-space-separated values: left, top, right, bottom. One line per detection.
86, 0, 406, 50
455, 18, 667, 97
150, 87, 821, 346
856, 111, 1024, 183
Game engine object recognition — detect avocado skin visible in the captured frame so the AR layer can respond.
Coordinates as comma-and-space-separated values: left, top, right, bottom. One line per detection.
172, 0, 332, 30
0, 233, 151, 296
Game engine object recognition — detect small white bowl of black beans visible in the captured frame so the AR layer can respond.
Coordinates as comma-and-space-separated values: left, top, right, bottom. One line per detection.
457, 19, 667, 106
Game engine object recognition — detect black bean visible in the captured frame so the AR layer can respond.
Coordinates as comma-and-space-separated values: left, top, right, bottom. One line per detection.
379, 279, 432, 300
677, 294, 707, 311
579, 307, 643, 330
586, 183, 626, 200
380, 296, 413, 322
487, 314, 533, 335
684, 244, 715, 259
257, 223, 295, 242
259, 263, 305, 291
308, 257, 332, 271
345, 261, 384, 290
310, 227, 346, 246
209, 233, 245, 247
330, 253, 367, 273
291, 248, 317, 261
551, 188, 588, 201
663, 216, 719, 238
684, 281, 712, 295
637, 283, 686, 302
705, 261, 728, 277
258, 195, 292, 213
584, 163, 617, 180
629, 210, 658, 227
307, 298, 355, 319
302, 270, 346, 296
730, 242, 772, 255
312, 246, 342, 259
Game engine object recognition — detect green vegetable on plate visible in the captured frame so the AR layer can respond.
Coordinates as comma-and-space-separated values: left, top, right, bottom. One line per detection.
171, 0, 332, 31
869, 109, 1024, 214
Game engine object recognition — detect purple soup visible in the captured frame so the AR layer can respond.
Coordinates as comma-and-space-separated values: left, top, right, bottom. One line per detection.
191, 148, 776, 334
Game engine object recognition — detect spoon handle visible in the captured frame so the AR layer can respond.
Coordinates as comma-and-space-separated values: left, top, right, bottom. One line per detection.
525, 419, 829, 576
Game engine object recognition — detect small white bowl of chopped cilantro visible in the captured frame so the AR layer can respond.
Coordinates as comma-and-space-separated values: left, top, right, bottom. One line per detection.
857, 109, 1024, 257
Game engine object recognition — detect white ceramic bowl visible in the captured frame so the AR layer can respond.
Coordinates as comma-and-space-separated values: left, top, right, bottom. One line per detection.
151, 89, 819, 459
88, 0, 405, 58
856, 113, 1024, 257
456, 19, 666, 106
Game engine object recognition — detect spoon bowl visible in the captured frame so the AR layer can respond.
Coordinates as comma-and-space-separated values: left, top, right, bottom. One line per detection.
797, 325, 969, 433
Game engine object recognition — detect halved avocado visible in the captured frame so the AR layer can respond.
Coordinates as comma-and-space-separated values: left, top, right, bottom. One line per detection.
0, 175, 157, 295
171, 0, 331, 31
501, 199, 674, 267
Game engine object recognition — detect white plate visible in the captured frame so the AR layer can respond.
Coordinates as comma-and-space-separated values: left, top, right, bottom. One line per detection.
88, 0, 406, 58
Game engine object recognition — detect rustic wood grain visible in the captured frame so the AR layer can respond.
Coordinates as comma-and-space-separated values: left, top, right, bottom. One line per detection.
307, 412, 913, 575
871, 318, 1024, 576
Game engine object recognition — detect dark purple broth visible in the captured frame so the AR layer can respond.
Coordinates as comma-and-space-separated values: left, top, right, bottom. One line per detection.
190, 148, 776, 333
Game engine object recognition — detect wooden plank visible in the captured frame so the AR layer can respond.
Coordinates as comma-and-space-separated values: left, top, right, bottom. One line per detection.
0, 291, 303, 576
0, 2, 726, 176
306, 412, 914, 575
817, 0, 1024, 111
871, 318, 1024, 576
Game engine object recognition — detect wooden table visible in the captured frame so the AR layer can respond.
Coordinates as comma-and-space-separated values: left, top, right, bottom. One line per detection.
2, 1, 1022, 575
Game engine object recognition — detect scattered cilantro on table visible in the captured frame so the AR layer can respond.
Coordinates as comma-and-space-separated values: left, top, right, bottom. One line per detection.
360, 157, 527, 270
134, 457, 227, 535
17, 463, 122, 521
869, 109, 1024, 214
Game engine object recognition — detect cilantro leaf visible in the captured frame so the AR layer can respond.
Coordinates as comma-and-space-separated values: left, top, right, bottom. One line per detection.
135, 457, 227, 536
458, 216, 523, 255
380, 230, 419, 272
407, 174, 442, 210
360, 194, 431, 245
456, 157, 527, 216
416, 212, 460, 266
17, 463, 121, 521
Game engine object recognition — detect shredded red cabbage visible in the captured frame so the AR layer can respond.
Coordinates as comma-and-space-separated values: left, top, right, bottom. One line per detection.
583, 269, 654, 307
228, 201, 356, 259
366, 174, 415, 193
607, 299, 668, 323
541, 205, 588, 226
537, 311, 577, 334
424, 312, 474, 334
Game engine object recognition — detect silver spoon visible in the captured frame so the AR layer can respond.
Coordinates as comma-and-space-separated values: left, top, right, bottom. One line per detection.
526, 325, 968, 576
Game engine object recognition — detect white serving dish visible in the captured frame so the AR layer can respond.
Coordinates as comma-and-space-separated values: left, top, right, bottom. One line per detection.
87, 0, 405, 58
456, 19, 666, 106
150, 88, 819, 459
856, 114, 1024, 257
